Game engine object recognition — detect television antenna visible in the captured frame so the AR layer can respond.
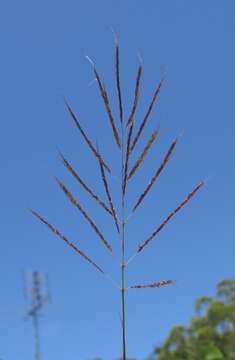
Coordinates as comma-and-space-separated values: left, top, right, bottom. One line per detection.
23, 271, 50, 360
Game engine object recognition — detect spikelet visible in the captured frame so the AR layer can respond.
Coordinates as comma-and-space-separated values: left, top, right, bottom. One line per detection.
130, 279, 175, 289
115, 45, 123, 123
133, 138, 177, 212
122, 66, 142, 194
65, 101, 111, 173
128, 126, 160, 180
97, 148, 120, 233
131, 78, 164, 152
59, 152, 112, 216
55, 178, 112, 252
94, 68, 121, 149
126, 65, 142, 128
122, 123, 134, 195
30, 210, 104, 273
138, 181, 204, 253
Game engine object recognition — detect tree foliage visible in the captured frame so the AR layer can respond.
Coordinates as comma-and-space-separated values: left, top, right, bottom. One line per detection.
152, 279, 235, 360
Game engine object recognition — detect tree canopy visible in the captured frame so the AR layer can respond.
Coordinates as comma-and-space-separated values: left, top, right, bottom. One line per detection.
151, 279, 235, 360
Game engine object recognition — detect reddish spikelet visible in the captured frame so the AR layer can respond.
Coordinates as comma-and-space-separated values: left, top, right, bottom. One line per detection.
130, 78, 164, 153
59, 152, 112, 216
97, 150, 120, 233
65, 101, 111, 173
122, 123, 134, 195
133, 138, 177, 212
30, 210, 104, 273
115, 45, 123, 123
128, 126, 160, 180
56, 178, 112, 252
94, 68, 121, 149
122, 66, 143, 194
138, 181, 204, 253
126, 65, 142, 128
131, 279, 175, 289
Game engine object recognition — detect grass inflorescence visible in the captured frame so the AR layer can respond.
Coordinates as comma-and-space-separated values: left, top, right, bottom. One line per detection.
32, 39, 204, 360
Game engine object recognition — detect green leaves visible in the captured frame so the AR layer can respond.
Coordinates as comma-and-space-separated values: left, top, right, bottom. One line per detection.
155, 278, 235, 360
205, 344, 224, 360
216, 278, 235, 303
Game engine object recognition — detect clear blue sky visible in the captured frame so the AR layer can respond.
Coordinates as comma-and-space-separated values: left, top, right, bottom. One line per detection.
1, 1, 235, 359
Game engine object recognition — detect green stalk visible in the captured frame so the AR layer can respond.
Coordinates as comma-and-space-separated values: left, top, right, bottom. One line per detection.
121, 124, 126, 360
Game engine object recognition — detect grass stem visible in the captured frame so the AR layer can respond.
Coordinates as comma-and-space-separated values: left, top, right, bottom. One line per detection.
121, 121, 127, 360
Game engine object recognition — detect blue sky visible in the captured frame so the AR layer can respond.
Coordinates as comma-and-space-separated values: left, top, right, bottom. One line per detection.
0, 1, 235, 359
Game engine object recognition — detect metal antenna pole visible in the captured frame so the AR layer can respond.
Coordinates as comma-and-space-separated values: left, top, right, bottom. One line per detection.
23, 271, 50, 360
33, 310, 40, 360
32, 272, 41, 360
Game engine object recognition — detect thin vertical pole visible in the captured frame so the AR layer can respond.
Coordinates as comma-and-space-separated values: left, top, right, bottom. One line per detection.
33, 313, 40, 360
121, 123, 126, 360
